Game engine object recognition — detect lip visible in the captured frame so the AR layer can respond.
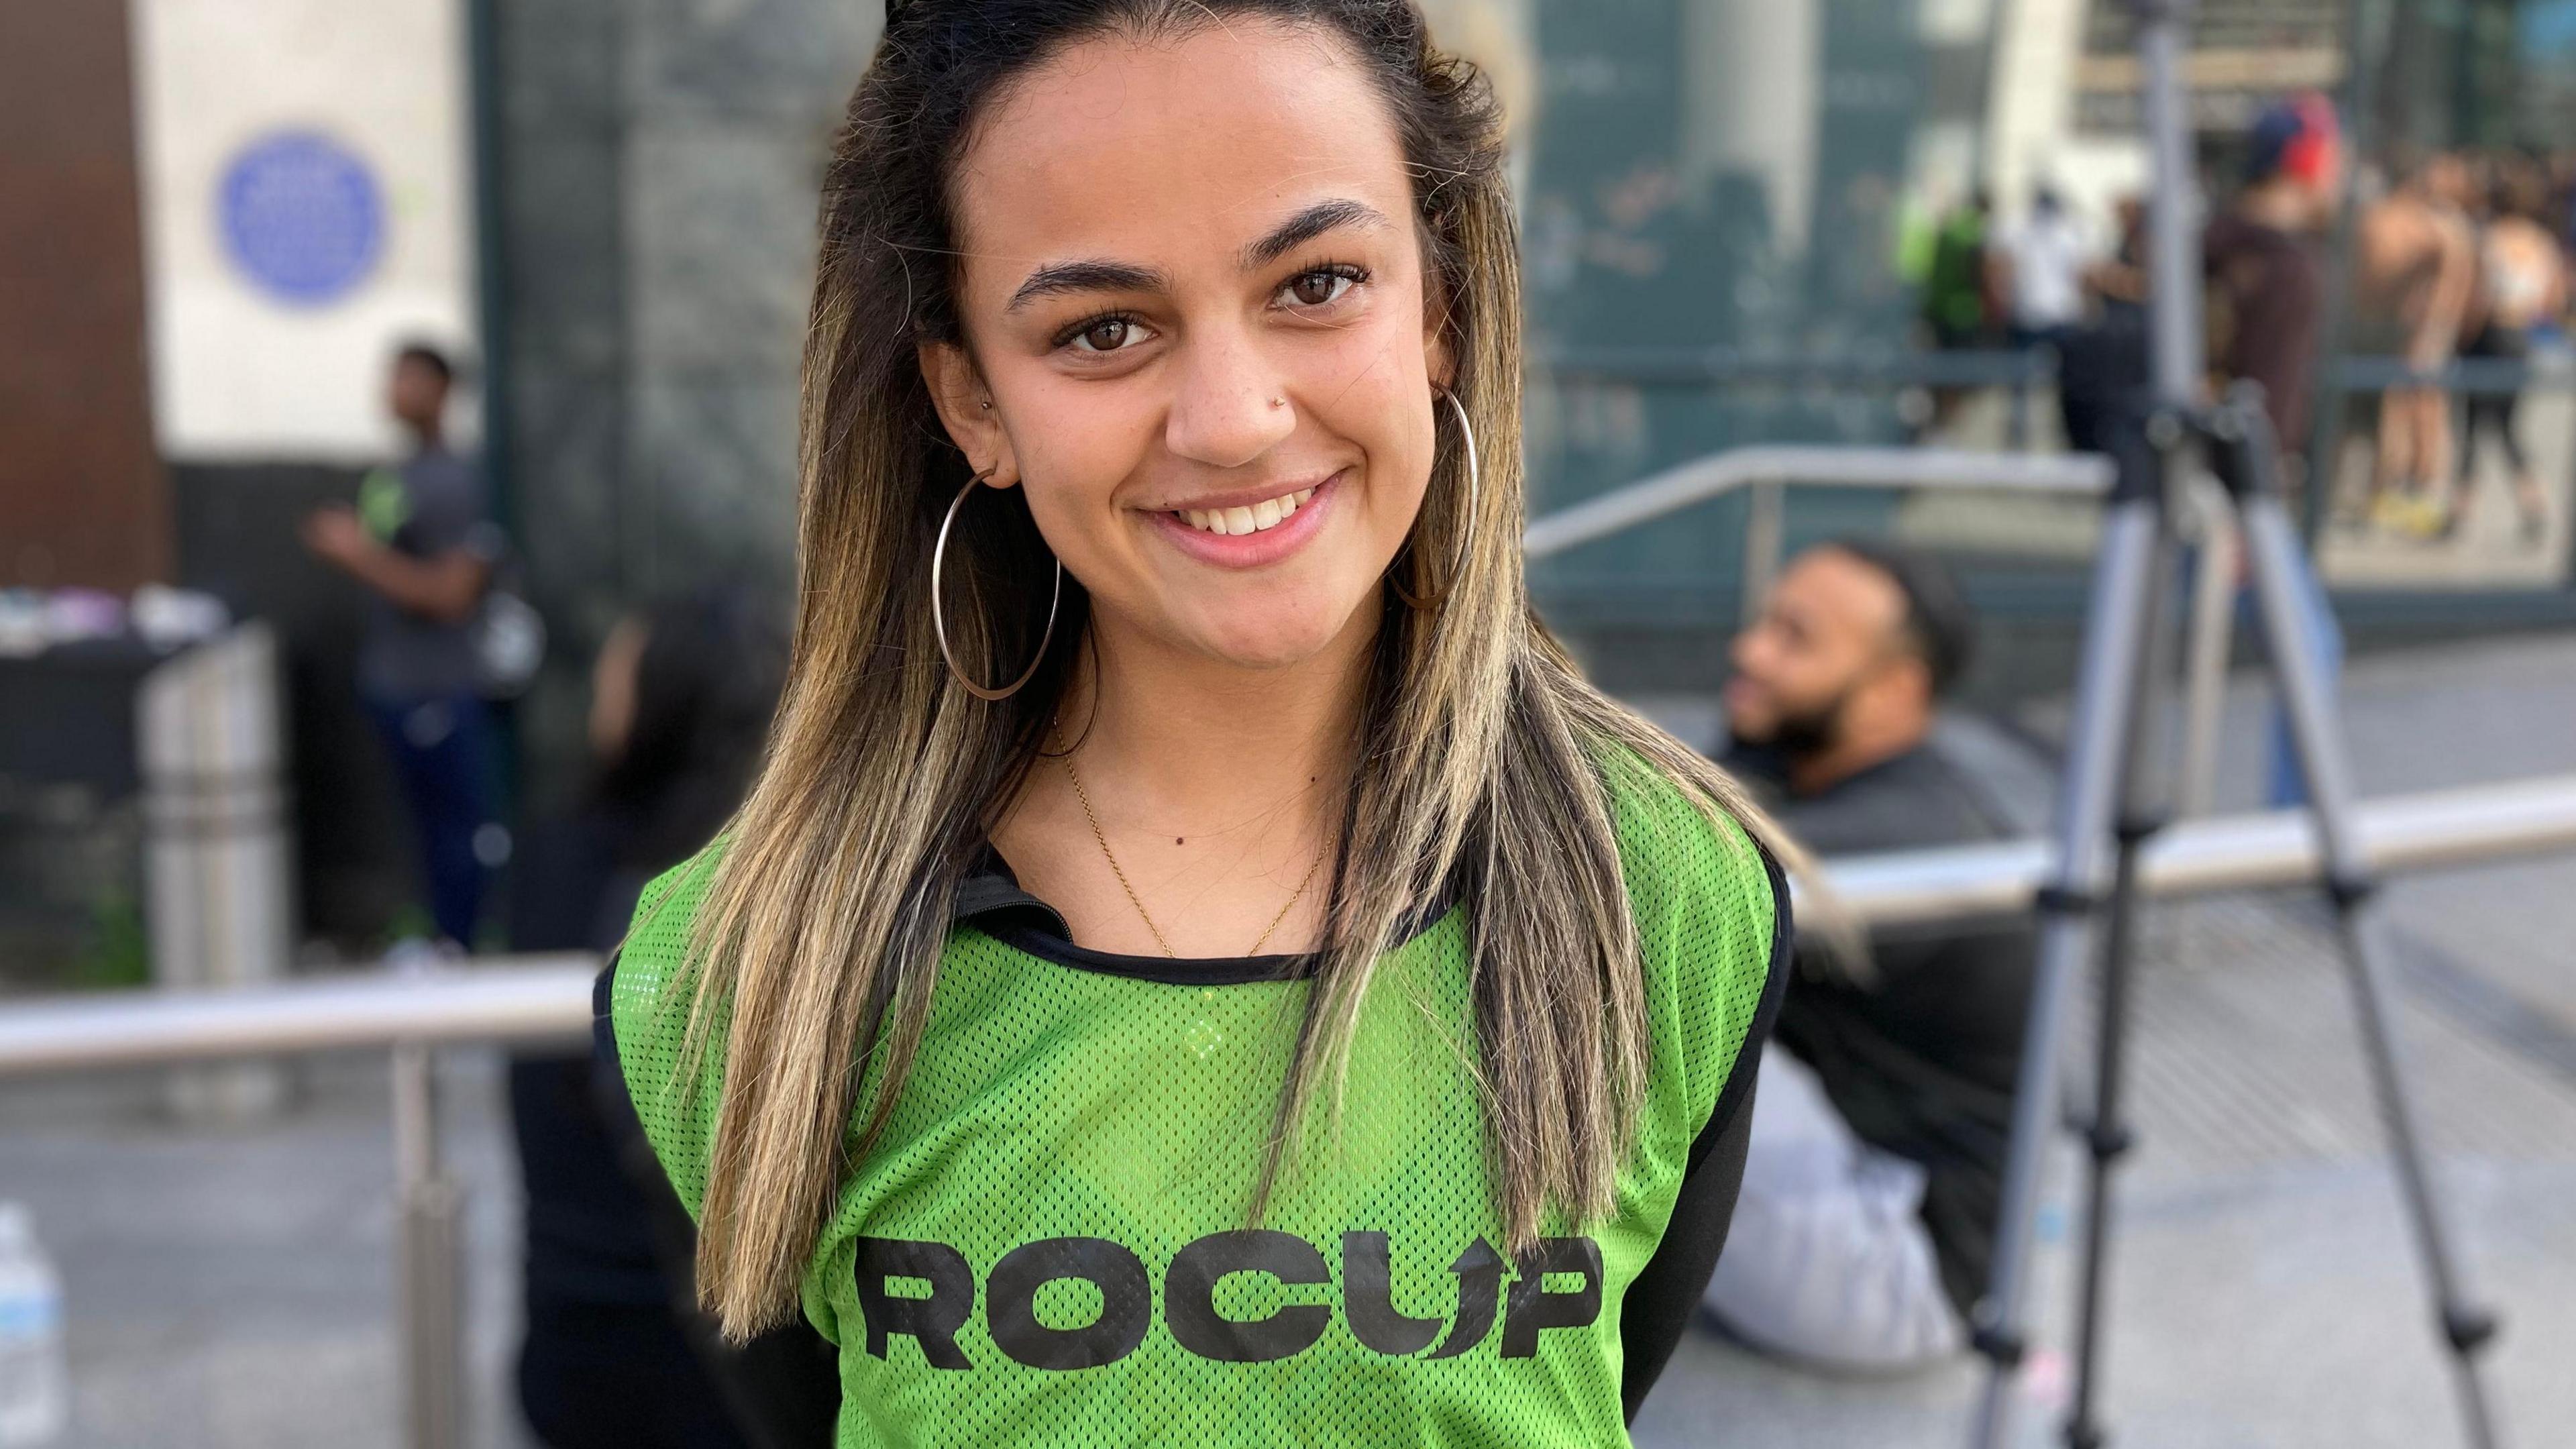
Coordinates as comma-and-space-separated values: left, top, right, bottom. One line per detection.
1145, 470, 1343, 515
1146, 470, 1346, 570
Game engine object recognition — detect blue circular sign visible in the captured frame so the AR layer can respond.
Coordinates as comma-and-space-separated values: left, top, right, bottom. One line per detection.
219, 131, 383, 305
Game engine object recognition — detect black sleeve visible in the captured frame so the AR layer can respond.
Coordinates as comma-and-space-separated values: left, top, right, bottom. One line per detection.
592, 959, 843, 1448
1617, 845, 1793, 1423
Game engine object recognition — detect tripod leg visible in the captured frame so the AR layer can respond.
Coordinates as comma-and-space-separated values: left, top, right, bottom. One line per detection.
2236, 494, 2502, 1449
2063, 515, 2184, 1449
1970, 498, 2165, 1449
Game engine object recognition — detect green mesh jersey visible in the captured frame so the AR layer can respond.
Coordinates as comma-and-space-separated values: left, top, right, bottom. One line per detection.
610, 763, 1784, 1448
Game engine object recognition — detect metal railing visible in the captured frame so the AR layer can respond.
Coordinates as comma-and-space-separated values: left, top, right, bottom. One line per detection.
5, 777, 2576, 1444
12, 775, 2576, 1083
1522, 444, 2114, 619
1537, 343, 2064, 451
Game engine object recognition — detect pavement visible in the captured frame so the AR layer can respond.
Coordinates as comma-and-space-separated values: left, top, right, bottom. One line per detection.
5, 632, 2576, 1448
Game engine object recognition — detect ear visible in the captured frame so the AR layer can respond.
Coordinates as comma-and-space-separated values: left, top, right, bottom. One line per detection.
1870, 655, 1937, 722
918, 340, 1022, 488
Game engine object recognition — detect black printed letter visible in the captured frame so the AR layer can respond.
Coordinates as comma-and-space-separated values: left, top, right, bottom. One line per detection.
853, 1238, 975, 1369
1499, 1237, 1602, 1358
1165, 1230, 1332, 1362
1341, 1232, 1443, 1356
986, 1236, 1152, 1371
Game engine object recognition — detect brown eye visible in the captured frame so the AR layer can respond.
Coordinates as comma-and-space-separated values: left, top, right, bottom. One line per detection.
1076, 317, 1132, 352
1287, 269, 1351, 307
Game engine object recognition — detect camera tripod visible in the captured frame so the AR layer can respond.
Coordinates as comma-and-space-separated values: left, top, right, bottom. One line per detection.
1964, 5, 2503, 1448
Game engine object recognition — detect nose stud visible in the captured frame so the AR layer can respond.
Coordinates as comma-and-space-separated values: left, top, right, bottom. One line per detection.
1269, 396, 1285, 409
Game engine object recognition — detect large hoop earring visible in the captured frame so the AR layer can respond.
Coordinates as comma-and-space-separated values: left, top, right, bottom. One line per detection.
1397, 389, 1480, 609
931, 470, 1062, 701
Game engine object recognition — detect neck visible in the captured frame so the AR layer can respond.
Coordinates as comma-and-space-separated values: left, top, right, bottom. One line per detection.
1785, 713, 1929, 797
997, 594, 1379, 957
1064, 598, 1376, 818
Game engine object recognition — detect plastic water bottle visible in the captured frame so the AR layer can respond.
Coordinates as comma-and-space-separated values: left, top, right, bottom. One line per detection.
0, 1204, 66, 1446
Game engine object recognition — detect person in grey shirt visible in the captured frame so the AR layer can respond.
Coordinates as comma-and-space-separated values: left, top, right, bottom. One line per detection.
303, 343, 504, 947
1701, 539, 2033, 1371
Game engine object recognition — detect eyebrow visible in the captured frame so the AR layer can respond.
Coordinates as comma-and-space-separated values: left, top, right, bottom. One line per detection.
1005, 259, 1170, 313
1239, 197, 1391, 270
1000, 198, 1392, 313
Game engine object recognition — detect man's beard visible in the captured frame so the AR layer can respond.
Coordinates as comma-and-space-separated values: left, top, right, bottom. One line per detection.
1737, 684, 1854, 764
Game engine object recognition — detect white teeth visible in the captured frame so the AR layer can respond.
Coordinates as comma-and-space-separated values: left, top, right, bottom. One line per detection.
1175, 487, 1321, 535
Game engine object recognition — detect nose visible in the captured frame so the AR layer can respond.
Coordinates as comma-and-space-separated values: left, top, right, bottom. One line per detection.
1164, 327, 1294, 470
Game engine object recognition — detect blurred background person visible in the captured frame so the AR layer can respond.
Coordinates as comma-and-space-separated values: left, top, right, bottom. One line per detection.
2353, 152, 2479, 537
1701, 541, 2031, 1371
299, 343, 504, 950
1994, 182, 2094, 356
2447, 156, 2563, 547
1917, 189, 2000, 433
2055, 190, 2151, 458
2206, 93, 2349, 810
2206, 94, 2342, 507
506, 585, 802, 1449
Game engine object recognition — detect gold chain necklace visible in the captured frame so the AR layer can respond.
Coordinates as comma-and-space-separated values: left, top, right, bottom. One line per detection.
1057, 744, 1324, 958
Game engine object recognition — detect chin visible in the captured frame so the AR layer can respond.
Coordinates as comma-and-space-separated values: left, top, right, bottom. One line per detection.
1183, 610, 1352, 672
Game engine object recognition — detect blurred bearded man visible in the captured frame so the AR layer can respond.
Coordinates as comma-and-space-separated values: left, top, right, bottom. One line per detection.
1700, 539, 2035, 1372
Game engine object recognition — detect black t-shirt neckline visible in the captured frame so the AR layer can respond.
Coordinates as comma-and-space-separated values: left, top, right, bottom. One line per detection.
951, 841, 1457, 985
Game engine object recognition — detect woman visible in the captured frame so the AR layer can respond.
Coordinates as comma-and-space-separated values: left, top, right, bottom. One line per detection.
2447, 160, 2563, 546
513, 588, 802, 1449
602, 2, 1796, 1442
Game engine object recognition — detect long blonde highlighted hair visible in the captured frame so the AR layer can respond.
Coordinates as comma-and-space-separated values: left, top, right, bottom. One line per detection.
672, 0, 1801, 1338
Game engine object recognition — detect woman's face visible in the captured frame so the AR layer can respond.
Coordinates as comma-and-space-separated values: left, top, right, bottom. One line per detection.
926, 21, 1448, 674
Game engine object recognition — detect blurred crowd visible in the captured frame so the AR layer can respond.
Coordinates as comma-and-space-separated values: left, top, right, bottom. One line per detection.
1909, 129, 2575, 551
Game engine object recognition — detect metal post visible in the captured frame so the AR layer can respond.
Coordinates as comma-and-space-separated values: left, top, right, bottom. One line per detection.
394, 1044, 464, 1449
2235, 488, 2502, 1448
1969, 496, 2165, 1449
1741, 479, 1786, 625
2176, 477, 2237, 821
140, 625, 294, 1124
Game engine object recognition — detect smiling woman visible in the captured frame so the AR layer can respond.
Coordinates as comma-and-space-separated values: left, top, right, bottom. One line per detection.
600, 3, 1803, 1445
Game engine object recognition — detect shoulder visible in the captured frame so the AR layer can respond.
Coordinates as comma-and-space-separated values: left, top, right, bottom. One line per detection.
1601, 751, 1782, 946
608, 847, 724, 1028
1599, 754, 1788, 1024
1776, 747, 2010, 855
1599, 752, 1792, 1147
604, 846, 728, 1217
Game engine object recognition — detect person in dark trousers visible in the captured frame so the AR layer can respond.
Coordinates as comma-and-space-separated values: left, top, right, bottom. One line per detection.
2206, 94, 2349, 808
1701, 539, 2033, 1371
301, 343, 503, 947
505, 587, 825, 1449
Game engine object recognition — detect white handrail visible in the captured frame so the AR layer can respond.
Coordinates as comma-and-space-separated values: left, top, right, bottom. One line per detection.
0, 955, 598, 1077
1819, 771, 2576, 925
8, 775, 2576, 1078
1521, 445, 2116, 560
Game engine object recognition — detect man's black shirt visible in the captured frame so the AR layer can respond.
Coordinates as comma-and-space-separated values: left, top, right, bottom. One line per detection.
1723, 741, 2035, 1312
